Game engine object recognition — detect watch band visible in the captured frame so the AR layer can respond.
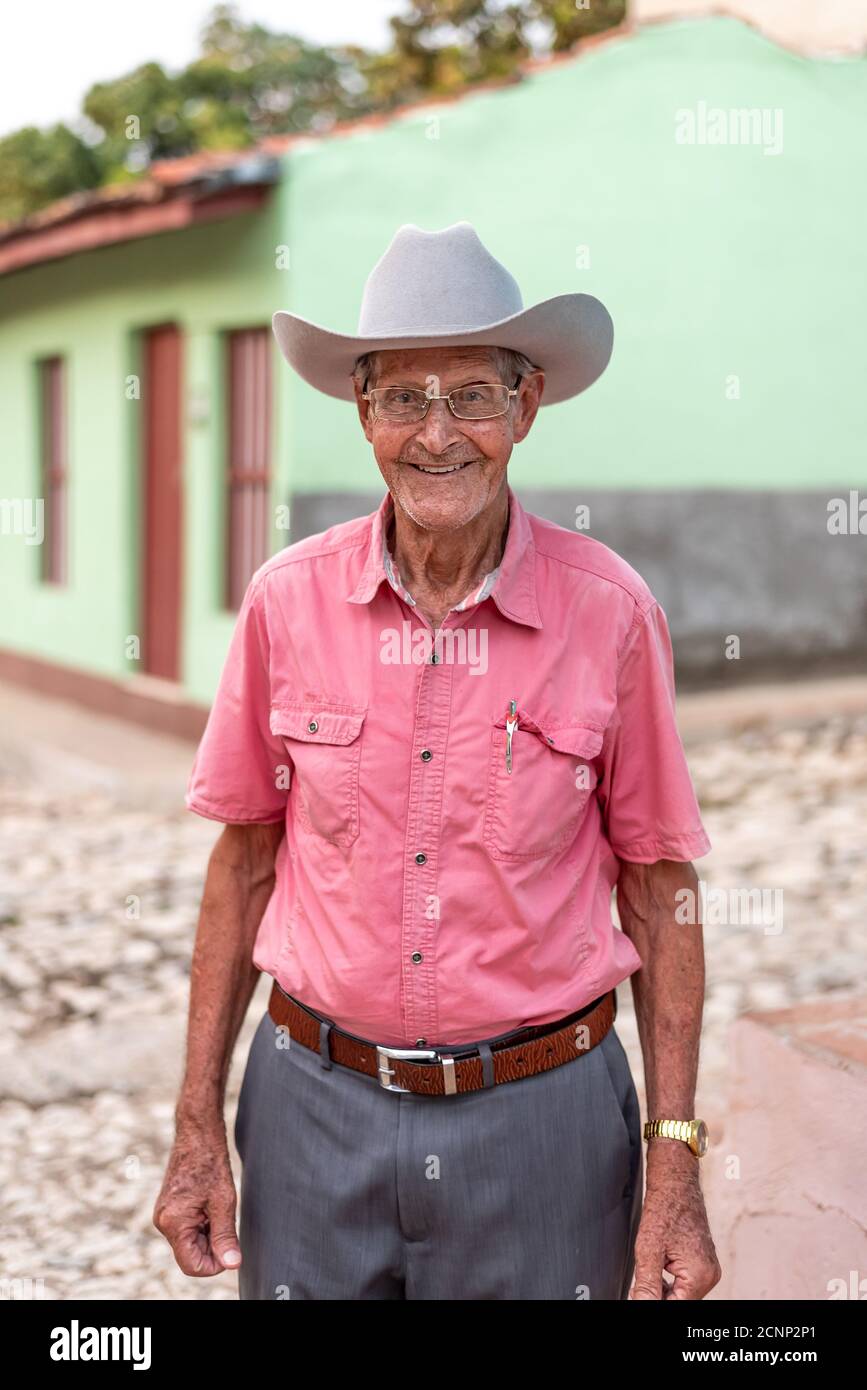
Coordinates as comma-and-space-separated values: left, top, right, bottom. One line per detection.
644, 1119, 693, 1142
644, 1117, 709, 1157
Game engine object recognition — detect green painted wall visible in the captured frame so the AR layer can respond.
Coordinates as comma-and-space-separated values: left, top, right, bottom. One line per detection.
0, 186, 293, 703
279, 16, 867, 492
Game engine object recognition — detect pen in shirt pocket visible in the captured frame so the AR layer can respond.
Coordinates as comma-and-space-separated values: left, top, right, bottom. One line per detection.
505, 698, 518, 774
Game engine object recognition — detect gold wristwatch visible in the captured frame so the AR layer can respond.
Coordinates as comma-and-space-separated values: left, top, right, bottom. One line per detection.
643, 1118, 709, 1157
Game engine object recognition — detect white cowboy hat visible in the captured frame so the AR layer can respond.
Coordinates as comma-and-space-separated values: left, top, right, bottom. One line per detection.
272, 221, 613, 405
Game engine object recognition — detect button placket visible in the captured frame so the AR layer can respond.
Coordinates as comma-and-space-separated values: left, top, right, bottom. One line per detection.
400, 630, 453, 1042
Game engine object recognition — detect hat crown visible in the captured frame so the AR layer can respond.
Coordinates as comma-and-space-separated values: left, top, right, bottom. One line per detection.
357, 222, 524, 337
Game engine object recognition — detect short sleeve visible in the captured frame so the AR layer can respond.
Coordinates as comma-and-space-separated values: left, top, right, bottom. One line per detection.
596, 601, 711, 864
185, 575, 290, 824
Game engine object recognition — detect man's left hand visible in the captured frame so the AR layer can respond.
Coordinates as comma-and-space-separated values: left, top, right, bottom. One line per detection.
629, 1158, 722, 1300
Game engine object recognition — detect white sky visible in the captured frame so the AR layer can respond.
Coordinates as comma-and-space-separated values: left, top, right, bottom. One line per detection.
1, 1, 398, 138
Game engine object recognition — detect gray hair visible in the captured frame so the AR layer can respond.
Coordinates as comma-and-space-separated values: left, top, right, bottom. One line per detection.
352, 345, 541, 394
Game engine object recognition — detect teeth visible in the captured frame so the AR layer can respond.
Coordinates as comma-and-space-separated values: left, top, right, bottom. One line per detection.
415, 462, 467, 474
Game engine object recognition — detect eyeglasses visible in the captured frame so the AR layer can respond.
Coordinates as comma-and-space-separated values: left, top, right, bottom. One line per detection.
362, 380, 520, 423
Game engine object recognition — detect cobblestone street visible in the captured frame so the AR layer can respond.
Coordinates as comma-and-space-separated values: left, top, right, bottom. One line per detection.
1, 679, 865, 1300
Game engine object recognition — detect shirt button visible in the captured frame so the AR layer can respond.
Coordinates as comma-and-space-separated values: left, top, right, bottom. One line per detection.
430, 652, 439, 664
411, 951, 423, 964
420, 749, 432, 761
307, 719, 318, 733
415, 1038, 428, 1047
415, 852, 427, 865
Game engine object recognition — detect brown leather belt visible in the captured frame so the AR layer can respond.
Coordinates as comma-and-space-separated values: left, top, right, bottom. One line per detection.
266, 979, 616, 1097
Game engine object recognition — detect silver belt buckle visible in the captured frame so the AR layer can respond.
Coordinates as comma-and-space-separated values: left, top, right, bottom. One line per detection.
376, 1044, 457, 1094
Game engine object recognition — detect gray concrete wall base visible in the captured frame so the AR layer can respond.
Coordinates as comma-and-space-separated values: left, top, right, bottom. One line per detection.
289, 489, 867, 684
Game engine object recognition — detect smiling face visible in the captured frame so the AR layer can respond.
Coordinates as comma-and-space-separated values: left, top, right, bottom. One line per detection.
354, 345, 543, 533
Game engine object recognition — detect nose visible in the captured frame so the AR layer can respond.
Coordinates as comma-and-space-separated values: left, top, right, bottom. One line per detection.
411, 396, 469, 454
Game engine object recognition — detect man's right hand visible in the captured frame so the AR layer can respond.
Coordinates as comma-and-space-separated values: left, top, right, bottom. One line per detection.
153, 1118, 242, 1277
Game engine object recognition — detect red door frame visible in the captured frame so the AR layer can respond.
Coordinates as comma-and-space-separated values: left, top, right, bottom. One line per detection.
141, 324, 183, 682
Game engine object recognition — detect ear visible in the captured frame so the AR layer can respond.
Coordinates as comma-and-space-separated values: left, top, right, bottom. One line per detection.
512, 371, 544, 444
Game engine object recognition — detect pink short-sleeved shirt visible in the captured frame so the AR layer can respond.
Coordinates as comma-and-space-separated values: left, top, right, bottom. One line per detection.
186, 485, 711, 1047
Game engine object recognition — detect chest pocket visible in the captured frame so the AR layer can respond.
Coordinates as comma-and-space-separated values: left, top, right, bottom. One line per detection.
270, 701, 366, 847
483, 706, 604, 860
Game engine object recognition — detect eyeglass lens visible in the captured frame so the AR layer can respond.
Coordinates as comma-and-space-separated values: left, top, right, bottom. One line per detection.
372, 384, 511, 419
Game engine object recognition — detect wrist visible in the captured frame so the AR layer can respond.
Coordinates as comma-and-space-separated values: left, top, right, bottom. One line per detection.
645, 1136, 701, 1178
175, 1093, 226, 1133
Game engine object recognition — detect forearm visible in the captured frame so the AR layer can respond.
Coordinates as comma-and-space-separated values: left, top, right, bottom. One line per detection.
616, 857, 705, 1177
175, 822, 284, 1129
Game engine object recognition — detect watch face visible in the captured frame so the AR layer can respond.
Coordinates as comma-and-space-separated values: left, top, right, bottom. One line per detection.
694, 1120, 709, 1156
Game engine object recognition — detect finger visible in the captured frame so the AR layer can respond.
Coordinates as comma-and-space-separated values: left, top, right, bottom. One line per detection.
666, 1261, 719, 1300
208, 1199, 242, 1270
171, 1222, 226, 1278
629, 1254, 664, 1300
664, 1264, 692, 1299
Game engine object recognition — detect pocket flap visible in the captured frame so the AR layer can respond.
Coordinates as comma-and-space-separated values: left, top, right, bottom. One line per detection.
270, 703, 366, 745
495, 705, 603, 759
539, 724, 604, 759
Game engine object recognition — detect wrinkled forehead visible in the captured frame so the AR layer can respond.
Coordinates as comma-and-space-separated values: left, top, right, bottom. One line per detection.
360, 344, 504, 387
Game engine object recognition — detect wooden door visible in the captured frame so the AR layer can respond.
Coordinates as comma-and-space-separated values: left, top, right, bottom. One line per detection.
142, 325, 183, 681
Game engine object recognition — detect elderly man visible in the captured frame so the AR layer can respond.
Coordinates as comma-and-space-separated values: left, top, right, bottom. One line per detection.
155, 222, 720, 1301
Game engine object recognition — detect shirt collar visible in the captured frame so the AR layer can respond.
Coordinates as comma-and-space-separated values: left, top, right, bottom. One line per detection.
346, 484, 542, 629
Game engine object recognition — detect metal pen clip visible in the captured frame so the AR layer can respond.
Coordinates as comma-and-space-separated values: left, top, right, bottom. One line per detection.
505, 698, 518, 774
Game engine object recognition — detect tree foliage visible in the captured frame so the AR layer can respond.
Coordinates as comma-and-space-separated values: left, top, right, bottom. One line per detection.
0, 0, 626, 224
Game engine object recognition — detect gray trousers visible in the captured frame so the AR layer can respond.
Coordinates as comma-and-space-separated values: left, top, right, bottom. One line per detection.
234, 1001, 644, 1300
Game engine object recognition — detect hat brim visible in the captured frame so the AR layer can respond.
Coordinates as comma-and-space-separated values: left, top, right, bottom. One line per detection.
271, 293, 613, 406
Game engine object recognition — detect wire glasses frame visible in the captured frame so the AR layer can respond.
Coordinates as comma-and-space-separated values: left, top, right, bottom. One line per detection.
362, 379, 521, 422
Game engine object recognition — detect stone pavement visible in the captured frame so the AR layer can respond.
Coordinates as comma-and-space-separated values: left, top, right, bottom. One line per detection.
0, 676, 865, 1300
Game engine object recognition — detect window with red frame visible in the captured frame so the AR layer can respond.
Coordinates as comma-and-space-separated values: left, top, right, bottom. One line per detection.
225, 328, 273, 610
39, 356, 67, 585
